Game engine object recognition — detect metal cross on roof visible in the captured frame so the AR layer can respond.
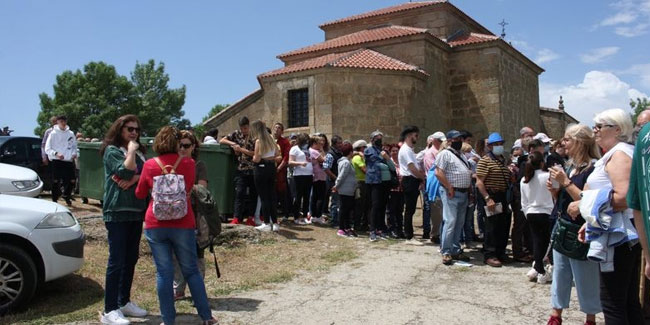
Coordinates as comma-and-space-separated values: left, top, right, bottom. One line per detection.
499, 19, 508, 39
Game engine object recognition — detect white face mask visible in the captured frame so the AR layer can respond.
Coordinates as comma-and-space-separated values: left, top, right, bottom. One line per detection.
492, 145, 504, 156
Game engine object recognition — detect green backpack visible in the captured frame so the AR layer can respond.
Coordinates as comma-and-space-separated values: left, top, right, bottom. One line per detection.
191, 185, 222, 277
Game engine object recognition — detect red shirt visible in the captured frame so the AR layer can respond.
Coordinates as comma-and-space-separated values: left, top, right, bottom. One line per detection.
135, 153, 196, 229
277, 136, 291, 170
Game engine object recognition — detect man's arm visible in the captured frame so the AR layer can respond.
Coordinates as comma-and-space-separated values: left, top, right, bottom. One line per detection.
407, 162, 425, 179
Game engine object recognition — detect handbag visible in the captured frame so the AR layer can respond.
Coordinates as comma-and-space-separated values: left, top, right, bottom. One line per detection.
552, 216, 589, 261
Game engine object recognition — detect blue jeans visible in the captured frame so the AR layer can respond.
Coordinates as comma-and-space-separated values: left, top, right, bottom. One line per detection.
145, 228, 212, 324
551, 249, 602, 315
104, 221, 143, 313
461, 203, 475, 243
329, 190, 340, 226
439, 187, 468, 256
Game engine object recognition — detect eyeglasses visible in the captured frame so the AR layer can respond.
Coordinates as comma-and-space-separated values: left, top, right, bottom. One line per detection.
125, 126, 140, 133
593, 124, 615, 131
180, 143, 193, 149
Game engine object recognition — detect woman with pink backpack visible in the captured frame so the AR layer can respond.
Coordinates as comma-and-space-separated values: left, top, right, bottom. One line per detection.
135, 126, 217, 325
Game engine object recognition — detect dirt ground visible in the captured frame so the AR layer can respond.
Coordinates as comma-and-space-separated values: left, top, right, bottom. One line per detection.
5, 196, 606, 325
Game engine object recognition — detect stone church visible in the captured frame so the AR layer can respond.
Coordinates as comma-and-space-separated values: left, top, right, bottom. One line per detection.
204, 1, 576, 146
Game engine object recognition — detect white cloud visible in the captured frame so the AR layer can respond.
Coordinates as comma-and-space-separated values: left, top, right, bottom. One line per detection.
535, 49, 560, 64
540, 71, 648, 124
596, 0, 650, 37
621, 63, 650, 89
580, 47, 620, 63
601, 12, 638, 26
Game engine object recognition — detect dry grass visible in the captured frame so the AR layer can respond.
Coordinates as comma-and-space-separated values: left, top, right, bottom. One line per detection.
2, 199, 361, 325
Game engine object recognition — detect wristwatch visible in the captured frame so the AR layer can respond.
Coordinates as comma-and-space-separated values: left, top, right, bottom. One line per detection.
484, 195, 490, 201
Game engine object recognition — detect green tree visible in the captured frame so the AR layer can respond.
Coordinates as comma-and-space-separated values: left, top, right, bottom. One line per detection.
35, 62, 133, 138
35, 59, 190, 139
130, 60, 188, 136
193, 104, 229, 140
630, 97, 650, 121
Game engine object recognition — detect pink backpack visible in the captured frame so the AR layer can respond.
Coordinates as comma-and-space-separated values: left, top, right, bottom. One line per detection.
152, 157, 187, 221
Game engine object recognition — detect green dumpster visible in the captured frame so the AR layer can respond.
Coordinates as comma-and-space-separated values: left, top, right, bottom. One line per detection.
78, 140, 235, 216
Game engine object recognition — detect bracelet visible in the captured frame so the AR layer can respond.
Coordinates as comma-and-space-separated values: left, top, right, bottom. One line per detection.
562, 180, 573, 188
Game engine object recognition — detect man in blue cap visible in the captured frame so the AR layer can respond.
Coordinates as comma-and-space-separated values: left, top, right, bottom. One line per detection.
434, 130, 473, 265
475, 132, 514, 267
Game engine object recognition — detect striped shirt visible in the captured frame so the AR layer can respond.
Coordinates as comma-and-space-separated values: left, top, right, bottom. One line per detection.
476, 154, 511, 192
434, 149, 472, 188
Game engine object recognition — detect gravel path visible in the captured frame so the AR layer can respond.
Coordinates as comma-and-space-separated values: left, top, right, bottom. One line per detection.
211, 240, 603, 325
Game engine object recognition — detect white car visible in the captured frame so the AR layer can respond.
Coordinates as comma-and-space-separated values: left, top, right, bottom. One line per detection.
0, 194, 84, 313
0, 163, 42, 197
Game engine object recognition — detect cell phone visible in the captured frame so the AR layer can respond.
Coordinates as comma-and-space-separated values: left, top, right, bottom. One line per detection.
111, 175, 122, 183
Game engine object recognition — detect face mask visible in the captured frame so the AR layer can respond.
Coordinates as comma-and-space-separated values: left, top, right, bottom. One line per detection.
450, 141, 462, 151
492, 145, 504, 156
373, 139, 383, 148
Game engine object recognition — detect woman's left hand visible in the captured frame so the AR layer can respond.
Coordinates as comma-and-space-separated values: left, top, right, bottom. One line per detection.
577, 223, 587, 243
567, 200, 581, 219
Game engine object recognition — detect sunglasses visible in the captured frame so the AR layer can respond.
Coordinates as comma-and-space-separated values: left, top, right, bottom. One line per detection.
180, 143, 193, 149
125, 126, 140, 133
593, 124, 615, 131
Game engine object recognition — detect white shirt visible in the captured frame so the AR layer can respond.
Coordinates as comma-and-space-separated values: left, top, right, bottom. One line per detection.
519, 170, 554, 215
398, 143, 420, 177
289, 145, 313, 176
586, 142, 634, 219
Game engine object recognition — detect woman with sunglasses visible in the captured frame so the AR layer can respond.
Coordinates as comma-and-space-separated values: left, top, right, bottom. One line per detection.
135, 126, 217, 325
567, 109, 642, 324
172, 130, 208, 300
99, 115, 148, 324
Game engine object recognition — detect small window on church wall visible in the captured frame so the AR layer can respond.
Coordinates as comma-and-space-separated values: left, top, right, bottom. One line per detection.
288, 88, 308, 128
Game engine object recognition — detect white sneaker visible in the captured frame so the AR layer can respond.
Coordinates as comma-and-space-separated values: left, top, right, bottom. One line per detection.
537, 272, 552, 284
120, 301, 147, 317
255, 224, 272, 232
254, 215, 263, 226
101, 309, 130, 324
545, 263, 553, 275
312, 217, 327, 224
405, 238, 424, 246
294, 218, 307, 225
526, 268, 538, 282
272, 223, 280, 232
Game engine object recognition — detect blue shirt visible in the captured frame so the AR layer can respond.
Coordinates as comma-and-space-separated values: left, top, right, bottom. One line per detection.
364, 145, 385, 184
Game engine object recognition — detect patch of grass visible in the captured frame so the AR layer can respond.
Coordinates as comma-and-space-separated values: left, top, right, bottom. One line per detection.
321, 248, 358, 264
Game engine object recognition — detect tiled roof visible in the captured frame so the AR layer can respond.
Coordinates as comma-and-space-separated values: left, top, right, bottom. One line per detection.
319, 1, 447, 28
260, 49, 428, 79
447, 32, 499, 47
278, 25, 430, 59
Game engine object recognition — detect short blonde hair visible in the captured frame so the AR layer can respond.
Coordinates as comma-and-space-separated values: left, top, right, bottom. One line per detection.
461, 142, 473, 153
153, 126, 180, 155
593, 108, 634, 143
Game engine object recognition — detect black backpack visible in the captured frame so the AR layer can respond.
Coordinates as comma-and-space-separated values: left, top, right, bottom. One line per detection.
191, 185, 222, 277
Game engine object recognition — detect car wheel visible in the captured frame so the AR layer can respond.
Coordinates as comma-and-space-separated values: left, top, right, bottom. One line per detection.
0, 244, 38, 313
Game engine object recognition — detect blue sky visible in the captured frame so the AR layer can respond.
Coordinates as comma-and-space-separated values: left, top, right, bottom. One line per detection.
1, 0, 649, 136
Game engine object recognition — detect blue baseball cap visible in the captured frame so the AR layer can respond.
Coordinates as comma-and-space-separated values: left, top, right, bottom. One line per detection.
487, 132, 504, 145
446, 130, 461, 139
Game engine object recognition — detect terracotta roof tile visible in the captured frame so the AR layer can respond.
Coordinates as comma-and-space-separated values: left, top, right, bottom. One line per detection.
319, 1, 447, 28
278, 25, 430, 59
447, 32, 499, 47
260, 49, 428, 79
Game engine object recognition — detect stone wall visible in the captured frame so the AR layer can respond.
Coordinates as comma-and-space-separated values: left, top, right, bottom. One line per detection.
447, 47, 501, 142
324, 69, 428, 145
540, 109, 577, 141
497, 47, 542, 146
322, 6, 487, 40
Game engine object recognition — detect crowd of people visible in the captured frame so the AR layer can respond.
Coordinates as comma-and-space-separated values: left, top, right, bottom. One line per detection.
36, 107, 650, 324
215, 111, 650, 325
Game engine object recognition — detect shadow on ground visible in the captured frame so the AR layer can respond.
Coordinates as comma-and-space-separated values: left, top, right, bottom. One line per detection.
210, 297, 263, 312
4, 274, 103, 323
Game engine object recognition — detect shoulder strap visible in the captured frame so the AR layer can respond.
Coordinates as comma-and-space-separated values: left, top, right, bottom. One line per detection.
154, 157, 167, 174
449, 149, 470, 169
171, 156, 184, 173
